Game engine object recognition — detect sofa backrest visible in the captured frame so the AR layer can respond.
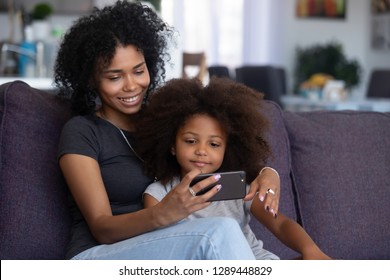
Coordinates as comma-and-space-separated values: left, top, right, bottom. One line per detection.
0, 81, 72, 259
283, 110, 390, 259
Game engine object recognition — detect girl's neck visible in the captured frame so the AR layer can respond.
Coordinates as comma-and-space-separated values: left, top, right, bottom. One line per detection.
97, 108, 135, 132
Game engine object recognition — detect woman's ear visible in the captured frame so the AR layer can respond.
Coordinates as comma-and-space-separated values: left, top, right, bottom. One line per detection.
171, 146, 176, 155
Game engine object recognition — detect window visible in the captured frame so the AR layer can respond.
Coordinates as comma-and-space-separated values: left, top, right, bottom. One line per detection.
161, 0, 243, 69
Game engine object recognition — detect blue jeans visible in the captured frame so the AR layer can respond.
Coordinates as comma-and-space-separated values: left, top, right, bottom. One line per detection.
72, 217, 256, 260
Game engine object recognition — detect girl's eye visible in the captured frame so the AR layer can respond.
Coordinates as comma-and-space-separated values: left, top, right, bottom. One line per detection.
210, 142, 221, 148
184, 139, 196, 144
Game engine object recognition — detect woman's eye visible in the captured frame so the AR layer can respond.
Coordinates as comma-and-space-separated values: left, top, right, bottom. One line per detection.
108, 76, 120, 81
134, 66, 146, 75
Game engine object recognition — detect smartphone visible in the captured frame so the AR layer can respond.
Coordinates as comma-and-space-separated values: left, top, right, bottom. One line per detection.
190, 171, 246, 202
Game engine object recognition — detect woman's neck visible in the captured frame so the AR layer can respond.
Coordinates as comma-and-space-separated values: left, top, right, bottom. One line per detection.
96, 109, 135, 132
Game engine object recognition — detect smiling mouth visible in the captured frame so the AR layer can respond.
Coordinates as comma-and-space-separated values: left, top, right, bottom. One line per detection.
119, 95, 139, 103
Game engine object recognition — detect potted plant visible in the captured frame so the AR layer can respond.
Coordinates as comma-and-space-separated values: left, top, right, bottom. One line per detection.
139, 0, 161, 12
294, 41, 362, 96
30, 2, 54, 40
30, 3, 53, 21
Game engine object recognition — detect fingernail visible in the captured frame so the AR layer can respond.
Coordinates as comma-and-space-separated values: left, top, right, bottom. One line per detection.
259, 195, 264, 202
270, 208, 275, 214
216, 184, 222, 191
214, 174, 221, 180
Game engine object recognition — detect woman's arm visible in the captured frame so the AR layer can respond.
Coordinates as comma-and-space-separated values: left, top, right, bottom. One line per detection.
250, 196, 331, 260
60, 154, 221, 244
60, 154, 163, 243
245, 167, 280, 217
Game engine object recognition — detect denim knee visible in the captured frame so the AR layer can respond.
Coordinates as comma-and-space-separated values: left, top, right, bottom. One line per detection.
205, 217, 241, 232
198, 217, 255, 259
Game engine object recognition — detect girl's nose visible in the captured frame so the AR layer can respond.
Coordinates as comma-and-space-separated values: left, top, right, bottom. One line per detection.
195, 145, 207, 156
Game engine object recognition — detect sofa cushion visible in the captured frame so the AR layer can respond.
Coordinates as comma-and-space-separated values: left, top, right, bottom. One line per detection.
249, 100, 298, 259
283, 110, 390, 259
0, 81, 72, 259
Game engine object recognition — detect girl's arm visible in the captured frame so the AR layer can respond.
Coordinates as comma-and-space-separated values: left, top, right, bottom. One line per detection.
60, 154, 219, 244
250, 196, 331, 260
144, 194, 159, 208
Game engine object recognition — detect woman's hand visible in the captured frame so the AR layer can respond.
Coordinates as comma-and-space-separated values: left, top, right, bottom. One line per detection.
245, 167, 280, 217
153, 170, 222, 227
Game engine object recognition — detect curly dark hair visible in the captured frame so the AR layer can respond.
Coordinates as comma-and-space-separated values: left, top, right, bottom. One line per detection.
54, 0, 174, 115
135, 77, 271, 185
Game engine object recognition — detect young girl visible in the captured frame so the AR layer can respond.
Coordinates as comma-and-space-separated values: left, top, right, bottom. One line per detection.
136, 77, 331, 260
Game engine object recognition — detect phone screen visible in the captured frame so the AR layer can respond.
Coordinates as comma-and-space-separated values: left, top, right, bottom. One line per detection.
190, 171, 246, 201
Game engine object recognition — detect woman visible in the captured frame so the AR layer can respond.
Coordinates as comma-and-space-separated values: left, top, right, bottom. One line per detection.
55, 0, 280, 260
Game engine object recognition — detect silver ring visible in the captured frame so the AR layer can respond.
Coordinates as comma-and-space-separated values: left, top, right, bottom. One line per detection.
189, 187, 197, 197
266, 188, 275, 195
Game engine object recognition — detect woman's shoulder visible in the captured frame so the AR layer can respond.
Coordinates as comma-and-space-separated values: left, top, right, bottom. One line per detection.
58, 114, 105, 159
60, 114, 103, 145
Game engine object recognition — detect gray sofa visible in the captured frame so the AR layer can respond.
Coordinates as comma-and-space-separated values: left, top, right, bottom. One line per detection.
1, 80, 389, 260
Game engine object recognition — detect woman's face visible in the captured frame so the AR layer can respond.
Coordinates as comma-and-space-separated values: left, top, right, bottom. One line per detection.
95, 45, 150, 118
172, 114, 227, 177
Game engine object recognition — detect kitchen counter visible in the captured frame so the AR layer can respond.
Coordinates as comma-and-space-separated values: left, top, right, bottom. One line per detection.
281, 95, 390, 112
0, 77, 55, 90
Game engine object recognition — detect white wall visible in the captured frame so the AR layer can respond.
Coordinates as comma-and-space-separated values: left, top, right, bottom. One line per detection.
281, 0, 390, 98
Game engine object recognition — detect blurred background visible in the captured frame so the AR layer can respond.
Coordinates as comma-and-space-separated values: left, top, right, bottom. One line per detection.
0, 0, 389, 108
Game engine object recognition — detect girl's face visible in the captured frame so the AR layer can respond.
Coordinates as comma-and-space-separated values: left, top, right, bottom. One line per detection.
95, 45, 150, 123
172, 114, 227, 177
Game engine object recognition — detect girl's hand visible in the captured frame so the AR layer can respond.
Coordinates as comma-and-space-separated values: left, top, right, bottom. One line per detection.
154, 170, 222, 226
245, 167, 280, 217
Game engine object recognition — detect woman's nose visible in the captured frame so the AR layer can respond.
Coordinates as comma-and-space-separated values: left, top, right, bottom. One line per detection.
123, 75, 137, 92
